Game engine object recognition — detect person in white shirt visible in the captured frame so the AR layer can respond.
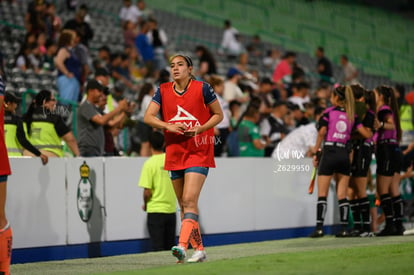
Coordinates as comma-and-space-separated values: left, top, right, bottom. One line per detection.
287, 81, 311, 111
340, 55, 359, 85
208, 75, 231, 156
272, 106, 324, 159
119, 0, 141, 26
223, 67, 249, 103
219, 20, 243, 59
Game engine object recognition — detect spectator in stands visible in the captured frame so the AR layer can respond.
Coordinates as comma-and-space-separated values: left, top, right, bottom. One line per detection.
238, 105, 269, 157
340, 55, 359, 85
63, 8, 94, 48
96, 45, 111, 71
223, 67, 249, 104
135, 20, 155, 78
96, 86, 127, 156
208, 75, 230, 157
54, 29, 81, 103
77, 79, 129, 157
262, 48, 281, 72
246, 34, 265, 59
109, 53, 137, 92
236, 52, 258, 91
287, 102, 304, 129
14, 43, 38, 72
4, 91, 48, 164
272, 51, 296, 100
229, 100, 242, 128
287, 81, 311, 111
138, 131, 177, 251
119, 0, 140, 26
135, 83, 155, 157
45, 2, 62, 41
194, 45, 217, 80
147, 18, 168, 72
272, 106, 324, 159
79, 4, 92, 25
260, 101, 289, 157
136, 0, 153, 23
256, 77, 276, 117
73, 30, 91, 89
37, 32, 47, 55
128, 47, 148, 82
315, 46, 333, 85
25, 0, 48, 36
219, 20, 243, 59
123, 20, 138, 48
23, 89, 80, 157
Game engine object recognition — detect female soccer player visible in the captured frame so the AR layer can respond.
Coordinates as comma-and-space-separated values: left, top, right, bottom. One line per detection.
144, 54, 223, 263
0, 74, 12, 275
310, 85, 371, 238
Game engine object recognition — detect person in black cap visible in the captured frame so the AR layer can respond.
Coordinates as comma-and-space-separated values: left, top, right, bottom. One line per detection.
3, 91, 48, 164
77, 79, 129, 156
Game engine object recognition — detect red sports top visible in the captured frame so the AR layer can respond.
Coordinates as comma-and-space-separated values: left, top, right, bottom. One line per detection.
0, 96, 12, 176
159, 80, 215, 170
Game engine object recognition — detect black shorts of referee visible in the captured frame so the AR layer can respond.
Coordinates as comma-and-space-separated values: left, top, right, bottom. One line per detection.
375, 142, 402, 176
351, 140, 374, 177
318, 142, 351, 176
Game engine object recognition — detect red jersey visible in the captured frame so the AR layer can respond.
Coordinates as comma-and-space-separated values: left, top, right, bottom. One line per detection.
159, 80, 215, 170
0, 96, 12, 176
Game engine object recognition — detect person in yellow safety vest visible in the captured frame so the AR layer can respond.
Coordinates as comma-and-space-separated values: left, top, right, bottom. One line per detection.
3, 91, 48, 165
397, 86, 414, 172
22, 90, 80, 158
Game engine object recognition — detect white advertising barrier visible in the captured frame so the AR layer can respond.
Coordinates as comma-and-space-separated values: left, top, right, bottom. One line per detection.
104, 157, 148, 241
66, 158, 105, 245
7, 158, 67, 249
6, 157, 337, 250
198, 158, 335, 234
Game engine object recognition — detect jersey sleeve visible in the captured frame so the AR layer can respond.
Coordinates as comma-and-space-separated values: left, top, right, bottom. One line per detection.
377, 108, 392, 123
138, 160, 153, 189
318, 111, 329, 129
152, 87, 162, 106
202, 82, 217, 105
0, 76, 5, 96
16, 117, 41, 156
363, 111, 375, 129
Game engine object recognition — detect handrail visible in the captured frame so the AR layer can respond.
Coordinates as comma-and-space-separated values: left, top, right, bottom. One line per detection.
0, 20, 25, 30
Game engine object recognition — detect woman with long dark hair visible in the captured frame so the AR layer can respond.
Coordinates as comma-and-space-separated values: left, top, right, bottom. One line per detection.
23, 90, 79, 157
374, 85, 404, 236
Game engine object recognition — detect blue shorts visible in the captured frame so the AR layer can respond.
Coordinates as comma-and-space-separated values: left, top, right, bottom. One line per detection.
0, 175, 8, 182
169, 167, 209, 180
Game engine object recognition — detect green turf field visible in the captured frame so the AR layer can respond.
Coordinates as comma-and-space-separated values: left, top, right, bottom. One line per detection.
11, 236, 414, 275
